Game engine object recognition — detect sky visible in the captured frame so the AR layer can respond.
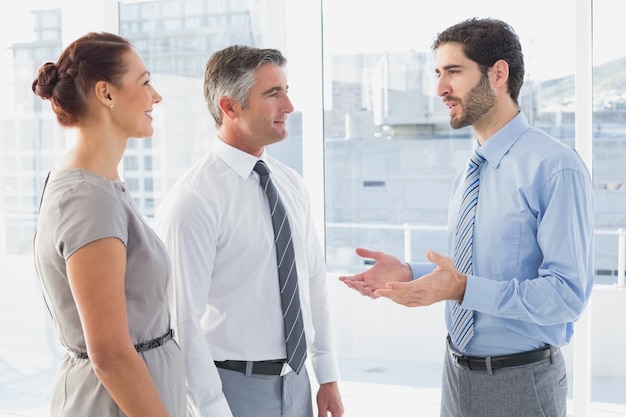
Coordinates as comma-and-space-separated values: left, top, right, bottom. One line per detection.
322, 0, 622, 81
0, 0, 622, 95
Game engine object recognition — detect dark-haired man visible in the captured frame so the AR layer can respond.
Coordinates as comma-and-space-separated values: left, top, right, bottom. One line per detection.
340, 18, 594, 417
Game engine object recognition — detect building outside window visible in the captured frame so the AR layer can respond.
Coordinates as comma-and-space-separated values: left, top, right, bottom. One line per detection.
0, 1, 624, 416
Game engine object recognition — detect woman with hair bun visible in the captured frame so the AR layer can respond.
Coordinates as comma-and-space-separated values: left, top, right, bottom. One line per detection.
32, 32, 187, 417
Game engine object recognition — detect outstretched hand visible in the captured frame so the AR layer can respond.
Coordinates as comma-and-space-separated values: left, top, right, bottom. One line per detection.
373, 250, 467, 307
338, 248, 412, 298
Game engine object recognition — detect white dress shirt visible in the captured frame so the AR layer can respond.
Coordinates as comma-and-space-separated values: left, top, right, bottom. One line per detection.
154, 137, 340, 417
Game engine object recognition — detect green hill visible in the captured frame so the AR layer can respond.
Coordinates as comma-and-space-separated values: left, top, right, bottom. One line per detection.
540, 56, 626, 104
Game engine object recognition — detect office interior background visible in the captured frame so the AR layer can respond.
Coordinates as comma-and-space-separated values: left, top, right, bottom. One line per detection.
0, 0, 625, 416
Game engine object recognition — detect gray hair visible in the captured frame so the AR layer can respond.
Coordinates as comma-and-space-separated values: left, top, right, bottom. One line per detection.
203, 45, 287, 127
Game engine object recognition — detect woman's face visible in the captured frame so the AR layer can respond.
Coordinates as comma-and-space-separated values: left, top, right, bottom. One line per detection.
109, 49, 162, 140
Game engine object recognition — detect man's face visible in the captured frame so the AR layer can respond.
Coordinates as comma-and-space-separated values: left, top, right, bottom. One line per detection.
236, 63, 294, 151
435, 42, 495, 129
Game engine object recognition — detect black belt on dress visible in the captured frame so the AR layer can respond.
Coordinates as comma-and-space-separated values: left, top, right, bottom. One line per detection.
214, 359, 291, 376
446, 336, 554, 371
68, 328, 174, 360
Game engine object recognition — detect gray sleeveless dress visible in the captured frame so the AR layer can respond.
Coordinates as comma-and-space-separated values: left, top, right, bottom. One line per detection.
34, 169, 187, 416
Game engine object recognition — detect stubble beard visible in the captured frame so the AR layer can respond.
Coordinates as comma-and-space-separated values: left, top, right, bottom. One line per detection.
450, 74, 495, 130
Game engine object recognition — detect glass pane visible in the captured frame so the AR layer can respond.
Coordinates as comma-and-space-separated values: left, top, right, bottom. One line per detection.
118, 0, 302, 220
322, 0, 622, 415
323, 0, 577, 273
0, 0, 306, 415
591, 0, 626, 408
0, 2, 66, 416
592, 0, 626, 287
0, 6, 65, 256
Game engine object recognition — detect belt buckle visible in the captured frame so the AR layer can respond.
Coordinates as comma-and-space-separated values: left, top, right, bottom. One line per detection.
448, 346, 470, 369
280, 362, 293, 376
448, 345, 461, 364
451, 352, 463, 367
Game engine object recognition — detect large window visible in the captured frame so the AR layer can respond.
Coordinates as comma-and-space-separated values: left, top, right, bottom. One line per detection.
321, 0, 626, 414
0, 1, 306, 415
592, 0, 626, 283
0, 1, 624, 416
322, 0, 581, 272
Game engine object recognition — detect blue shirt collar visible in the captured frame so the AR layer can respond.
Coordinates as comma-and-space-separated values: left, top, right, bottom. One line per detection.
478, 111, 529, 169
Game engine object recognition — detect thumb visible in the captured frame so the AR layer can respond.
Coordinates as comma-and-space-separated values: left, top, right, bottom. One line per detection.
426, 250, 454, 271
426, 249, 443, 264
355, 247, 376, 259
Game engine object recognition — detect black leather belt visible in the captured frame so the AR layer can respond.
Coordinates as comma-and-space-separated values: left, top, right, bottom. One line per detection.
68, 329, 174, 360
215, 360, 291, 376
447, 336, 553, 371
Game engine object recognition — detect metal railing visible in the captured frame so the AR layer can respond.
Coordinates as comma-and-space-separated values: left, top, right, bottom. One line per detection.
328, 221, 626, 417
327, 222, 626, 288
595, 227, 626, 287
3, 213, 625, 287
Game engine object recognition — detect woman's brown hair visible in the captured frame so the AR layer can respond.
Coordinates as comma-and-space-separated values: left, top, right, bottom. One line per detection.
32, 32, 132, 127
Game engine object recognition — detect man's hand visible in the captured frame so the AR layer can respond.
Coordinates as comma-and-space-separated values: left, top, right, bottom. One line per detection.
374, 250, 467, 307
316, 381, 344, 417
339, 248, 412, 298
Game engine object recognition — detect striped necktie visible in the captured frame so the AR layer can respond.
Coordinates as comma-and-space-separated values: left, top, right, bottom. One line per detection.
451, 149, 485, 351
254, 160, 307, 374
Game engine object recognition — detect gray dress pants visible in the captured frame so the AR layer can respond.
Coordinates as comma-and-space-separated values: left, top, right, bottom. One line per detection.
217, 366, 314, 417
441, 343, 567, 417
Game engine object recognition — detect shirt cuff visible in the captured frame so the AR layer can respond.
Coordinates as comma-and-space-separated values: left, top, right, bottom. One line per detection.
407, 262, 436, 280
462, 274, 499, 312
311, 352, 341, 385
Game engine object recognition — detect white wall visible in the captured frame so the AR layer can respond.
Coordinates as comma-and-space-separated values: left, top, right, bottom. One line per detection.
586, 285, 626, 377
329, 273, 446, 363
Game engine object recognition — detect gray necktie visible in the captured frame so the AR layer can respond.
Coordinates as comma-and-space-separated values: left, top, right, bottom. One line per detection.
254, 160, 307, 374
451, 149, 485, 351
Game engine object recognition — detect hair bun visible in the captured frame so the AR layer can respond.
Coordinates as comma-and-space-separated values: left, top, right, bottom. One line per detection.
32, 62, 59, 100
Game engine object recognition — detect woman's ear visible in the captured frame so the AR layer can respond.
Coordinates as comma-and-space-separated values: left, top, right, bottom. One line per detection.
94, 81, 114, 108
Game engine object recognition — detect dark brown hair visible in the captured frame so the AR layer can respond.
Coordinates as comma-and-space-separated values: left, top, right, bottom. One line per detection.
432, 18, 525, 104
32, 32, 132, 127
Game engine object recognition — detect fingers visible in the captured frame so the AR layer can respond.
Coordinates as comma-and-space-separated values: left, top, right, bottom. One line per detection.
373, 281, 403, 298
330, 407, 345, 417
374, 281, 427, 307
338, 248, 377, 282
374, 285, 414, 307
338, 273, 364, 283
376, 280, 409, 293
340, 277, 379, 298
340, 277, 365, 293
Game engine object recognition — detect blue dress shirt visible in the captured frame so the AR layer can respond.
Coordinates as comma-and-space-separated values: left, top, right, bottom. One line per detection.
410, 112, 594, 356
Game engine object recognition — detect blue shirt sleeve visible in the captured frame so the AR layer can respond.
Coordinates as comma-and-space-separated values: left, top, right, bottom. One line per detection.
407, 262, 436, 279
448, 113, 595, 355
463, 167, 594, 325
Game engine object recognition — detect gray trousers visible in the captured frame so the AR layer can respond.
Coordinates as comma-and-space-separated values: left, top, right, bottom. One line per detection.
217, 366, 313, 417
441, 342, 567, 417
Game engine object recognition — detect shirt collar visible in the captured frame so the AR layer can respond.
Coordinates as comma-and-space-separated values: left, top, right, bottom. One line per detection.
212, 137, 269, 180
478, 111, 529, 169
